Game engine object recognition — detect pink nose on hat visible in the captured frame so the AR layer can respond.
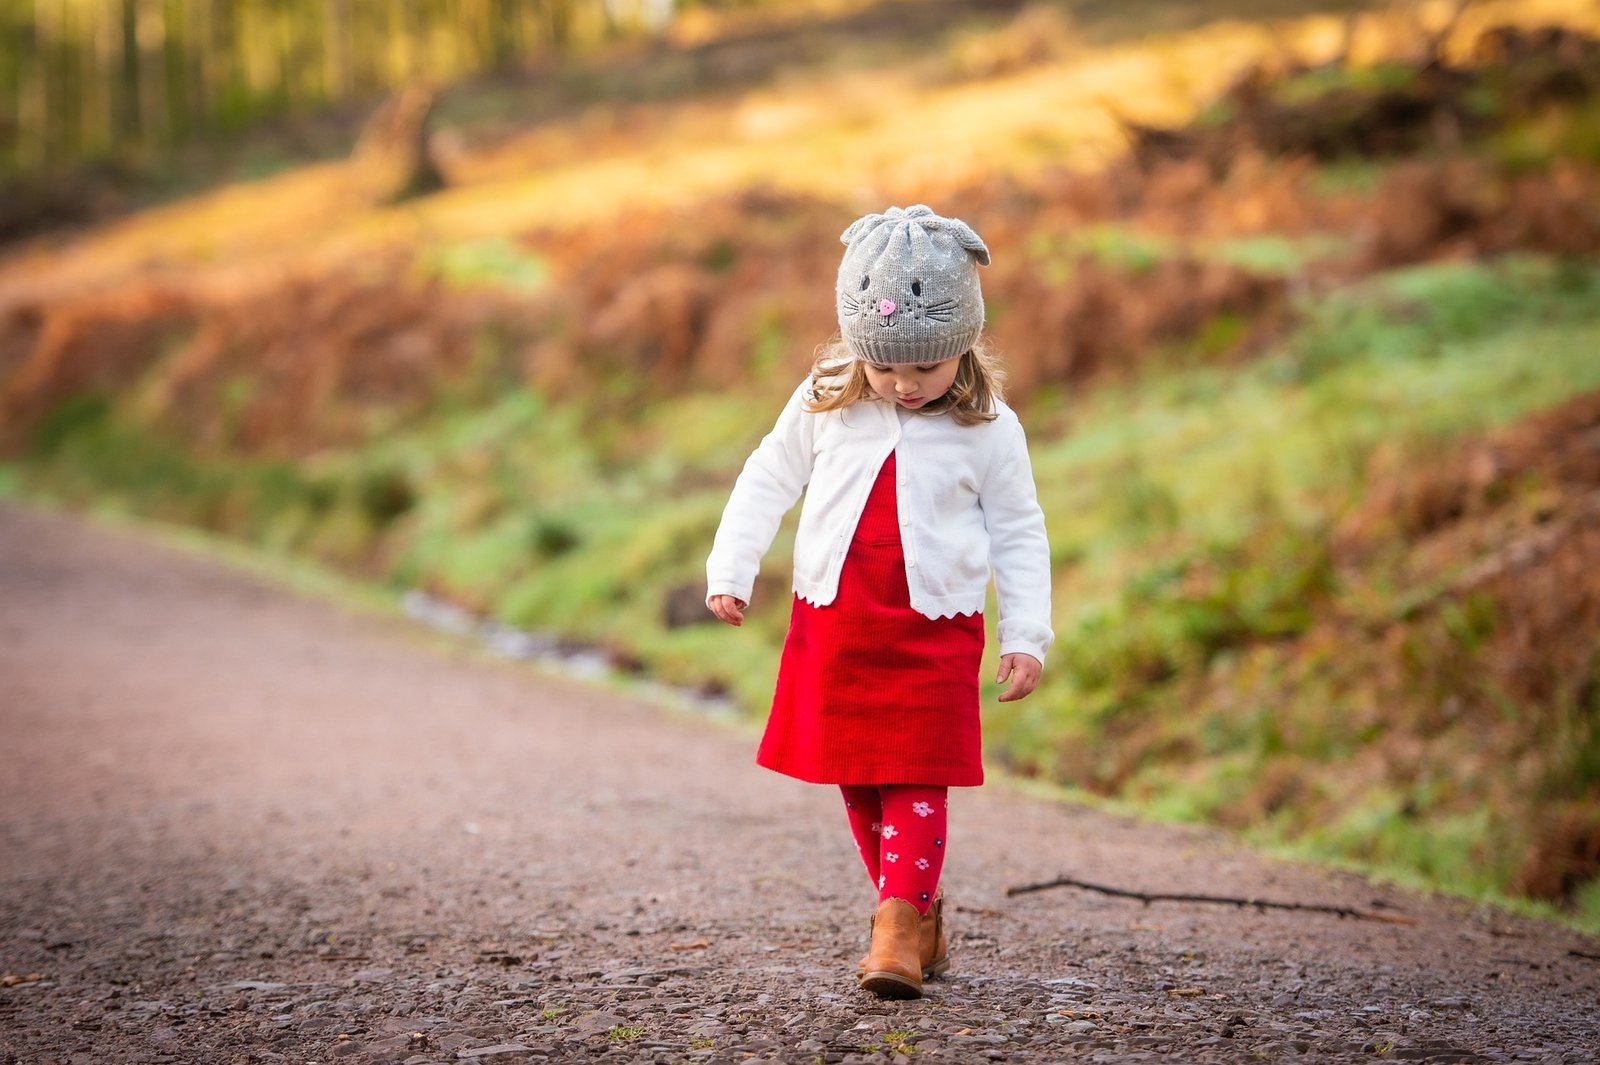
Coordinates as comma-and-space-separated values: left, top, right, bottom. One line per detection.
877, 298, 897, 317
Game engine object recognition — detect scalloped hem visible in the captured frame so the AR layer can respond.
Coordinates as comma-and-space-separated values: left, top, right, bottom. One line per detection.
793, 587, 982, 622
921, 605, 982, 621
757, 757, 985, 788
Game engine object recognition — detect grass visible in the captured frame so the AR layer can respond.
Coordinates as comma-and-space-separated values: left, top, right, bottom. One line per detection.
884, 1029, 918, 1054
1015, 260, 1597, 632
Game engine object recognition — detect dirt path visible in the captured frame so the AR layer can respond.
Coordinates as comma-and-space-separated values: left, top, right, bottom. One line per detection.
1, 502, 1595, 1064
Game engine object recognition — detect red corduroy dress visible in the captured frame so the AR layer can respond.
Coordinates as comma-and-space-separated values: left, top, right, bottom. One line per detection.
757, 451, 986, 786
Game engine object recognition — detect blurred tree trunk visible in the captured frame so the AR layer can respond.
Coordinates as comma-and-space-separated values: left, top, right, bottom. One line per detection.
325, 0, 353, 100
492, 0, 522, 67
10, 0, 42, 170
352, 82, 446, 203
18, 1, 43, 170
162, 0, 189, 142
138, 0, 169, 148
87, 2, 115, 155
546, 0, 573, 49
117, 0, 140, 141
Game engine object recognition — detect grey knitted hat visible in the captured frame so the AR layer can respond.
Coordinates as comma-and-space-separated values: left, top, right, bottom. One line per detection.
836, 204, 990, 364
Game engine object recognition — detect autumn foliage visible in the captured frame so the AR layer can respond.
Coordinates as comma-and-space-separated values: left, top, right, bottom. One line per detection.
1339, 395, 1600, 902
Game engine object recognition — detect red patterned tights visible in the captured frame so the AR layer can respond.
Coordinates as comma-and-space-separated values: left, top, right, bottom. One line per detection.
839, 784, 948, 915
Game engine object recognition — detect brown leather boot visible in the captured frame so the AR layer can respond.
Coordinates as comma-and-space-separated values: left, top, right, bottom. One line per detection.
920, 890, 950, 979
857, 889, 949, 979
858, 898, 923, 999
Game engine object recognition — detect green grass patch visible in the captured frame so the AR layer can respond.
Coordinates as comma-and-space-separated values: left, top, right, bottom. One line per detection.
416, 238, 550, 294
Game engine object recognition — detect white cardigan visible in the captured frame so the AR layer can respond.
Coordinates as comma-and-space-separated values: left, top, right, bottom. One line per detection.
705, 378, 1054, 663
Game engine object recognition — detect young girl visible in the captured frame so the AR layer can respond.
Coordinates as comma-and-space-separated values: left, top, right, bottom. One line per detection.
705, 205, 1053, 1000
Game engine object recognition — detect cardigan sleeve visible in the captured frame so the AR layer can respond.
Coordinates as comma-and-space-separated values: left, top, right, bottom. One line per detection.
979, 416, 1055, 663
705, 378, 818, 607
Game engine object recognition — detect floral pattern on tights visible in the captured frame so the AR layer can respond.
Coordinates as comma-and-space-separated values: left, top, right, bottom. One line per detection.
839, 783, 948, 915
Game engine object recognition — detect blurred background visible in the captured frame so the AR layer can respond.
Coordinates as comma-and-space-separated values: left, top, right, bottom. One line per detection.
2, 0, 1598, 929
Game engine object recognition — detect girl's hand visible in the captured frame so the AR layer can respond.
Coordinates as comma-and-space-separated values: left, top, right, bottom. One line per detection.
709, 594, 747, 627
997, 653, 1042, 702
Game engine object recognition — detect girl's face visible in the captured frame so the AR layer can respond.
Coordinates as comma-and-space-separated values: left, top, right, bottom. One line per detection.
861, 355, 962, 410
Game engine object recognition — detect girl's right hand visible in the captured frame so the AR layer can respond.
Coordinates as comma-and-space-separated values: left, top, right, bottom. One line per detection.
709, 594, 747, 627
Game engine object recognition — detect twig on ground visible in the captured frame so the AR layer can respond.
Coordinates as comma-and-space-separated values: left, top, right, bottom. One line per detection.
1007, 874, 1419, 925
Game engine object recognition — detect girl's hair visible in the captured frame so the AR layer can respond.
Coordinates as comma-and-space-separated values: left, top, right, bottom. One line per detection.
803, 337, 1005, 426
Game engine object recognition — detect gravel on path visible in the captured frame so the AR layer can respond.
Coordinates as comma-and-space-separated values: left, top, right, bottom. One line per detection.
2, 503, 1596, 1064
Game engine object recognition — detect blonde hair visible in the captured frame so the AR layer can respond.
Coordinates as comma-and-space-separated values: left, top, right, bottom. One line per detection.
802, 336, 1005, 426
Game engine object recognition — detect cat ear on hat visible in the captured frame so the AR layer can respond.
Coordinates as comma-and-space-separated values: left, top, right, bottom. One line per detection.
919, 213, 991, 267
839, 210, 888, 248
946, 218, 991, 266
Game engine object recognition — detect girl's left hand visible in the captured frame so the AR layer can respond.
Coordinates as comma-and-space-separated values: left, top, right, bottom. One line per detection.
997, 653, 1042, 702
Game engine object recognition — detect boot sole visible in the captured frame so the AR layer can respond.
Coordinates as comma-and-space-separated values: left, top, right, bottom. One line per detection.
860, 970, 923, 999
856, 959, 949, 979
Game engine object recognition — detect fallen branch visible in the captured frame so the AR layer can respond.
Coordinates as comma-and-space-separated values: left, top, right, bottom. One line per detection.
1007, 874, 1419, 925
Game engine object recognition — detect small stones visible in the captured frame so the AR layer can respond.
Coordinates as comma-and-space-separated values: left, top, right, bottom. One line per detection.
600, 966, 662, 984
568, 1010, 634, 1037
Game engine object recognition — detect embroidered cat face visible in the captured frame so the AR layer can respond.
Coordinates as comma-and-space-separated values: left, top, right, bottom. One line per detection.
837, 273, 965, 334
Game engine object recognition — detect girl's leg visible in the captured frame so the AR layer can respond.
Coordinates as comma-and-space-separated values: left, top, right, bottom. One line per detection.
839, 784, 884, 886
875, 784, 948, 914
841, 784, 951, 912
876, 780, 947, 914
